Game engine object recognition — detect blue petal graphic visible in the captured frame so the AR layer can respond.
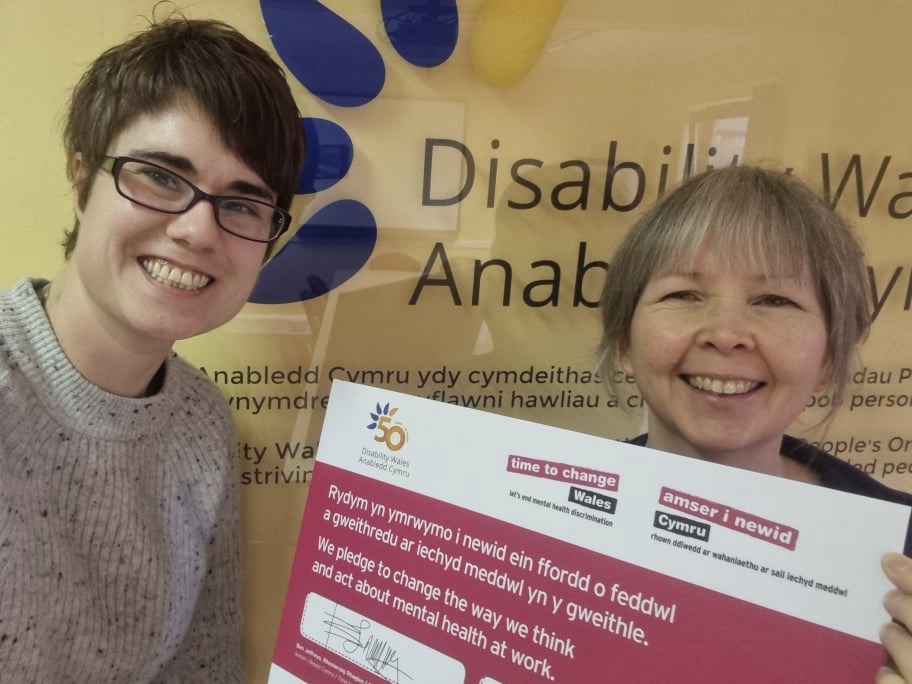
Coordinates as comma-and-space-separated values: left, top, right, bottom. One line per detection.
261, 0, 385, 107
250, 200, 377, 303
258, 1, 462, 304
381, 0, 459, 67
298, 118, 354, 194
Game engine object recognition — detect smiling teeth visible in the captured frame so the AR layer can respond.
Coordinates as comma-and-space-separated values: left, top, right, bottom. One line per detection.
687, 376, 758, 395
141, 258, 211, 291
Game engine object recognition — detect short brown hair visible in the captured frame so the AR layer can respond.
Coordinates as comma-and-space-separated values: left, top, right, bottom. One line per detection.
63, 15, 305, 257
598, 165, 870, 411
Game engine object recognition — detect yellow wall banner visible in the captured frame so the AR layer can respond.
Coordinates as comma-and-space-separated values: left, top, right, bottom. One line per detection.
4, 1, 912, 679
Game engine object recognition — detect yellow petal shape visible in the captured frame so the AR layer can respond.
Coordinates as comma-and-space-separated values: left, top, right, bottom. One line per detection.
471, 0, 567, 87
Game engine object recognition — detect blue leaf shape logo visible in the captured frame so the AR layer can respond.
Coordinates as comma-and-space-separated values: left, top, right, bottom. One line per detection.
261, 0, 385, 107
250, 200, 377, 303
256, 0, 463, 304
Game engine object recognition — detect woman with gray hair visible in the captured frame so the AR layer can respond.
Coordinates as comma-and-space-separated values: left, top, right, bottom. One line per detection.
599, 165, 912, 681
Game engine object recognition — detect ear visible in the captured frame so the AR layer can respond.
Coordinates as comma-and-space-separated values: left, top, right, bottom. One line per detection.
814, 356, 832, 392
70, 153, 87, 216
70, 152, 86, 185
618, 340, 634, 375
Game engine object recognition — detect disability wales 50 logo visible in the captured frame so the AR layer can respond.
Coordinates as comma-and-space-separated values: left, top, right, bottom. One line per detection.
360, 401, 412, 479
367, 402, 408, 451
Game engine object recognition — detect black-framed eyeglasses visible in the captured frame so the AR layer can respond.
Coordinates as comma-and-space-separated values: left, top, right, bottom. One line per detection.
100, 155, 291, 243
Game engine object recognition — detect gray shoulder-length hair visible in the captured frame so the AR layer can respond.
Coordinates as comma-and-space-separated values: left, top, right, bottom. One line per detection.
597, 164, 870, 412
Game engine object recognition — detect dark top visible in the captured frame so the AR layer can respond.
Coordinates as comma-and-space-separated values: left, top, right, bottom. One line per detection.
627, 433, 912, 554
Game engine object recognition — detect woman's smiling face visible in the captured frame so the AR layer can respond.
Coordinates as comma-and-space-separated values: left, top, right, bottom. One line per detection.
68, 101, 271, 353
623, 240, 831, 466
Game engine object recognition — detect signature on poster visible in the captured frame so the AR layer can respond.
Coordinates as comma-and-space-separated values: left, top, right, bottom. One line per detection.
299, 592, 465, 683
320, 607, 410, 682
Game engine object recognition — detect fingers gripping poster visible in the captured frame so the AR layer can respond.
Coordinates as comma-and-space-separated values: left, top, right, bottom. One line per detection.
6, 1, 912, 679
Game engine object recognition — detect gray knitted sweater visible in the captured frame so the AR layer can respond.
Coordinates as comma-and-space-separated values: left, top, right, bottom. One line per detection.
0, 278, 243, 682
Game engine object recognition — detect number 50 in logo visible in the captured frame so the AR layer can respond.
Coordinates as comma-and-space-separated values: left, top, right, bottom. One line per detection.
367, 403, 408, 451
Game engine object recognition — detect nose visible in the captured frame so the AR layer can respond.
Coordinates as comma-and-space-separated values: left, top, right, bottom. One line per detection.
165, 197, 221, 250
695, 298, 755, 352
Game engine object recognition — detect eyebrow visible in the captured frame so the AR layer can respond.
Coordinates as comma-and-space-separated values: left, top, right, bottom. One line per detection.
126, 148, 275, 202
655, 268, 804, 284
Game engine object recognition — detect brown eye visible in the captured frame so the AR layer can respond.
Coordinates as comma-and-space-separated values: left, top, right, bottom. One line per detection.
756, 294, 795, 307
662, 291, 698, 301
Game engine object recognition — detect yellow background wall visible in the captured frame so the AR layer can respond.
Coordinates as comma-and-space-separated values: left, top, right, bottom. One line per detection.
4, 2, 912, 680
